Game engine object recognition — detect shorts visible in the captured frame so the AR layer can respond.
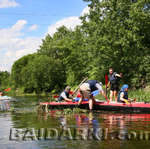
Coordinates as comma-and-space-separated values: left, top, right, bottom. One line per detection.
110, 83, 119, 91
79, 83, 92, 99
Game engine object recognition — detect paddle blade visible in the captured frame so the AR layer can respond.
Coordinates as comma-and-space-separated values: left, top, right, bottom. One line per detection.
105, 74, 108, 86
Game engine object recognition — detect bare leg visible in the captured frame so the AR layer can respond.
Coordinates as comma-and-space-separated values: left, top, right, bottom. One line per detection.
110, 91, 114, 102
114, 91, 118, 102
78, 90, 83, 105
89, 98, 93, 110
89, 96, 95, 110
78, 98, 83, 105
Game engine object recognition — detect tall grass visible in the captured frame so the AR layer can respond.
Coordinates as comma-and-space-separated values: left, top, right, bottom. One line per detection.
96, 88, 150, 102
129, 89, 150, 102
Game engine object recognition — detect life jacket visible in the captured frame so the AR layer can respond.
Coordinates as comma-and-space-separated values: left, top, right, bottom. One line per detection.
58, 91, 69, 101
86, 80, 98, 92
108, 72, 118, 84
117, 91, 128, 103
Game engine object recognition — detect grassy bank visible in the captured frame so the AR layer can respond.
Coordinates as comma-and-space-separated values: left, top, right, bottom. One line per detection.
3, 86, 150, 102
129, 88, 150, 102
95, 86, 150, 102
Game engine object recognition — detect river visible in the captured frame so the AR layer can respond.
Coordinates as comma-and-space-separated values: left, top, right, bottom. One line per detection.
0, 96, 150, 149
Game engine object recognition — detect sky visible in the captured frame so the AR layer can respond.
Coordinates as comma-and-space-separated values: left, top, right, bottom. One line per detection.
0, 0, 89, 72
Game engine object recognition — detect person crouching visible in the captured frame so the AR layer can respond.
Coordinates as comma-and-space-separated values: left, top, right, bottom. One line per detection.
117, 84, 135, 104
58, 86, 73, 102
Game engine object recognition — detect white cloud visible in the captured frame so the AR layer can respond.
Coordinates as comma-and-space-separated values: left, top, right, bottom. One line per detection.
81, 6, 90, 16
15, 37, 41, 58
5, 51, 12, 57
47, 6, 90, 36
48, 17, 81, 36
0, 20, 41, 71
0, 0, 19, 8
12, 20, 27, 31
29, 24, 38, 31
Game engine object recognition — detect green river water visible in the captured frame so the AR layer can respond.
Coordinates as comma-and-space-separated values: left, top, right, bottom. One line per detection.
1, 96, 150, 149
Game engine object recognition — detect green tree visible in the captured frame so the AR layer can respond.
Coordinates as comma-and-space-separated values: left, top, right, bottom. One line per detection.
24, 55, 66, 93
38, 26, 89, 86
11, 54, 36, 88
81, 0, 150, 86
0, 71, 10, 90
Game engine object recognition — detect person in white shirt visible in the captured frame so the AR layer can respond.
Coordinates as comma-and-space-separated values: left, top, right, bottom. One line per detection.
58, 86, 73, 102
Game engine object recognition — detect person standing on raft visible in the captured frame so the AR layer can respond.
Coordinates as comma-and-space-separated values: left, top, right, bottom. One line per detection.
108, 68, 122, 102
78, 80, 109, 110
117, 84, 136, 104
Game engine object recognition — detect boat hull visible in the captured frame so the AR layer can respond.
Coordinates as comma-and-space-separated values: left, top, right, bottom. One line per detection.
40, 101, 150, 113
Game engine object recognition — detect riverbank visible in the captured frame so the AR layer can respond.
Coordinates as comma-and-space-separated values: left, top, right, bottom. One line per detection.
4, 88, 49, 97
3, 85, 150, 102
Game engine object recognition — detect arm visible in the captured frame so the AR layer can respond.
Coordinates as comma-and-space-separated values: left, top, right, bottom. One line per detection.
61, 92, 72, 102
64, 98, 72, 102
115, 72, 122, 78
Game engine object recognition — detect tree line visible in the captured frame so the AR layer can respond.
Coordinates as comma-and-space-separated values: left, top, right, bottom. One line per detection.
1, 0, 150, 94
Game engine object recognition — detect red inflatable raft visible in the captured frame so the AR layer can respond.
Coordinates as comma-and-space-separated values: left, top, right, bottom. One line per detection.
40, 100, 150, 113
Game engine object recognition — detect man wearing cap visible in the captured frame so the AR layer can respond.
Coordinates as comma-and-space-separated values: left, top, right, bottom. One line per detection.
58, 86, 73, 102
117, 84, 136, 104
78, 80, 109, 110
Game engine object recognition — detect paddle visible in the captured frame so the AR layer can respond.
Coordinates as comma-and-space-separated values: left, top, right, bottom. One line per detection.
129, 98, 136, 103
105, 74, 108, 96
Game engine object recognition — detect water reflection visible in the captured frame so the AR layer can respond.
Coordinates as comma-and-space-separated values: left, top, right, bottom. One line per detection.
0, 99, 10, 111
51, 112, 150, 142
59, 116, 67, 130
74, 112, 101, 140
100, 114, 128, 140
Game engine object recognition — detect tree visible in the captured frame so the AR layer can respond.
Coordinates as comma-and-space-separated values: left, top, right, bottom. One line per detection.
11, 53, 66, 93
23, 55, 66, 93
11, 54, 36, 88
81, 0, 150, 86
38, 26, 89, 86
0, 71, 10, 90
